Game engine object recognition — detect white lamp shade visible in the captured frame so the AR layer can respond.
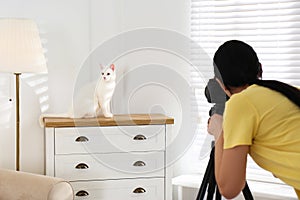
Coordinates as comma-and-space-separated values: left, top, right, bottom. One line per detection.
0, 18, 47, 73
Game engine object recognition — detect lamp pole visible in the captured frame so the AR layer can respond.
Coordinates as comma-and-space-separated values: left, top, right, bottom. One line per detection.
15, 73, 21, 171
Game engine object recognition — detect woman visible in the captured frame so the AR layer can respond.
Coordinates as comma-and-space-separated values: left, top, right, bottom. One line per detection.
208, 40, 300, 199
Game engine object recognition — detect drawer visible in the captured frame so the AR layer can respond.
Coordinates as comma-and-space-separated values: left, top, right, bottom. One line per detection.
55, 125, 165, 154
55, 152, 164, 181
72, 178, 164, 200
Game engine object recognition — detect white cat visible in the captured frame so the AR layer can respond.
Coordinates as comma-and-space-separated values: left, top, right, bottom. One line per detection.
40, 64, 116, 126
72, 63, 116, 118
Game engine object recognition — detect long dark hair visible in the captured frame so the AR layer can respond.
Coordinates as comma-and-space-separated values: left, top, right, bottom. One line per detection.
213, 40, 300, 108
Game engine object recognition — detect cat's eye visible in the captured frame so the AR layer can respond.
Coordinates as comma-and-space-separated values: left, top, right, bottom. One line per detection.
107, 73, 110, 75
101, 73, 104, 75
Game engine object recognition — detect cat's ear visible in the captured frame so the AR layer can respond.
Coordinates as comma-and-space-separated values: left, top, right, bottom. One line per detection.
99, 64, 104, 70
110, 64, 115, 71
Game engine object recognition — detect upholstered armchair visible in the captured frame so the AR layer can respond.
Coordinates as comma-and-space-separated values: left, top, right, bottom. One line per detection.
0, 169, 73, 200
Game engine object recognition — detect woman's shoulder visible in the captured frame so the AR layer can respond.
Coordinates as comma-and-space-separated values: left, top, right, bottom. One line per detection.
230, 84, 299, 115
235, 84, 284, 100
227, 84, 286, 111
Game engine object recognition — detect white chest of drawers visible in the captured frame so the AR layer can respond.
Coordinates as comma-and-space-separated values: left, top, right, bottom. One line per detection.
43, 114, 174, 200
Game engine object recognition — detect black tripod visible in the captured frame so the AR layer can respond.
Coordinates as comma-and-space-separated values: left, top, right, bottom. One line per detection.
196, 147, 254, 200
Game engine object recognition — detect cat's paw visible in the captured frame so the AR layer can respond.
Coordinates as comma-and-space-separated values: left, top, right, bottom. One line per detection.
103, 113, 113, 118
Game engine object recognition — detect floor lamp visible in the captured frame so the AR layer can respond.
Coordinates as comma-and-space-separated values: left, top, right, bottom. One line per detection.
0, 19, 47, 171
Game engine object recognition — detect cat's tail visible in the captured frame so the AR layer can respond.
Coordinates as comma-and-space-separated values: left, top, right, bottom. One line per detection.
39, 113, 71, 127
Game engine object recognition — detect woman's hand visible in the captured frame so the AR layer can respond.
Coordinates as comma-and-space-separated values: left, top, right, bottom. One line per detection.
207, 114, 223, 140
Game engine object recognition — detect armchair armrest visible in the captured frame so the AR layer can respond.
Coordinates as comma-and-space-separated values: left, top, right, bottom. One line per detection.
0, 169, 74, 200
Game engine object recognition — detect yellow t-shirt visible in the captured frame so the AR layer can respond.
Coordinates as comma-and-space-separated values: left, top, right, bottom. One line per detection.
296, 189, 300, 199
223, 84, 300, 194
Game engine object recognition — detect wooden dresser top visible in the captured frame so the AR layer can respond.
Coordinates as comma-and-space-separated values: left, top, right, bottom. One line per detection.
43, 114, 174, 128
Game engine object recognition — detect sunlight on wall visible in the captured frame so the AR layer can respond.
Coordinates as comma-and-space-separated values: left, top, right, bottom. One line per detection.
20, 73, 50, 173
21, 73, 49, 113
0, 74, 14, 168
0, 74, 13, 128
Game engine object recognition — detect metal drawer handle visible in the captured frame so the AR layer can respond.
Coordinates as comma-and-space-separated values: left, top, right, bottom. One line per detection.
75, 190, 89, 197
75, 163, 89, 169
133, 134, 147, 140
133, 160, 146, 167
133, 187, 146, 194
75, 136, 89, 142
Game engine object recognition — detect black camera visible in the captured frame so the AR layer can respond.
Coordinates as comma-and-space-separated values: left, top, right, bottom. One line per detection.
204, 78, 228, 116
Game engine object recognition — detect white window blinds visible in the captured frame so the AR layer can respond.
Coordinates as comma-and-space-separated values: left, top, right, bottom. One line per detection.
190, 0, 300, 184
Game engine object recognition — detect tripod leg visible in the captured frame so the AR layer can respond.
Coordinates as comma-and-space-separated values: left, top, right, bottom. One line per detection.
207, 150, 216, 200
215, 186, 221, 200
196, 156, 213, 200
242, 182, 254, 200
196, 149, 215, 200
197, 147, 254, 200
206, 172, 216, 200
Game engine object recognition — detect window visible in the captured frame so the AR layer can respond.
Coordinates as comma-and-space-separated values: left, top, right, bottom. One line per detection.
190, 0, 300, 184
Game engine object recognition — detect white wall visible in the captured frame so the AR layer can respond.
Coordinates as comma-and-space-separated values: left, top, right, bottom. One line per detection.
0, 0, 192, 181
